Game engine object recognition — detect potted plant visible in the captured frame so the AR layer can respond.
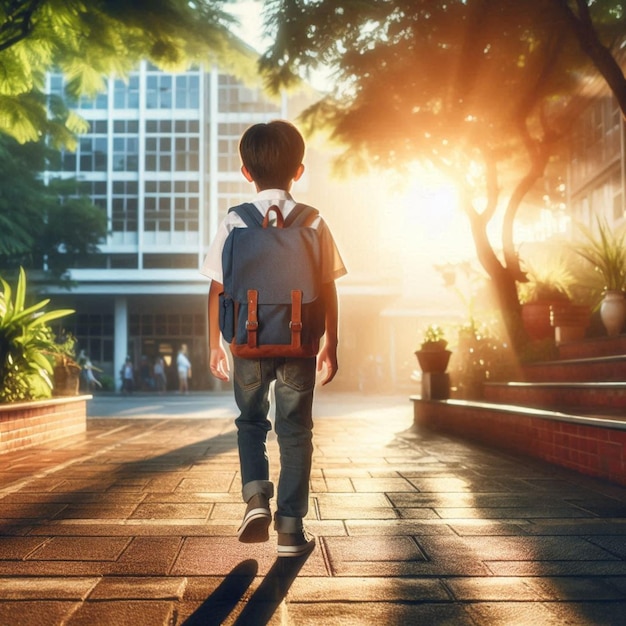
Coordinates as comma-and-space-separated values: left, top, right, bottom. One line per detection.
573, 216, 626, 336
0, 268, 74, 403
415, 324, 452, 373
518, 258, 573, 341
51, 331, 82, 396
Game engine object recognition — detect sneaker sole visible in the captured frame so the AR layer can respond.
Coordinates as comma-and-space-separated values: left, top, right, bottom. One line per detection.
277, 539, 316, 558
237, 509, 271, 543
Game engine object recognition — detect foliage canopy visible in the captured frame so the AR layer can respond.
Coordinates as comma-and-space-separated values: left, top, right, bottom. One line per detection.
260, 0, 626, 347
0, 135, 107, 280
0, 0, 254, 147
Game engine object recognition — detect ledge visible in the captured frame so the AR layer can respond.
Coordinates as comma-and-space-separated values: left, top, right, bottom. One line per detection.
0, 395, 92, 413
0, 395, 91, 454
410, 396, 626, 486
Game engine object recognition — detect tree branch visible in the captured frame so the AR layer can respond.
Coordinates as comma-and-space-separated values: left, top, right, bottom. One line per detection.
0, 0, 44, 52
554, 0, 626, 118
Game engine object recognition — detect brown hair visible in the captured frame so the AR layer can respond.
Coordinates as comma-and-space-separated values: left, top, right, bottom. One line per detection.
239, 120, 305, 190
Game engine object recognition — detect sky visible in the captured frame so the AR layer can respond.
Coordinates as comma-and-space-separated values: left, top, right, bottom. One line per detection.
228, 1, 268, 52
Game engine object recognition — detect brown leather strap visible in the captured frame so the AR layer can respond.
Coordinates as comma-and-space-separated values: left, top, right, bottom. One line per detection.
290, 290, 303, 348
262, 205, 285, 229
245, 290, 259, 348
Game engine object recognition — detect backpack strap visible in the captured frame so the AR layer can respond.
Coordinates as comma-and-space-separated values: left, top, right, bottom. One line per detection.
229, 202, 318, 228
228, 203, 263, 227
285, 203, 319, 228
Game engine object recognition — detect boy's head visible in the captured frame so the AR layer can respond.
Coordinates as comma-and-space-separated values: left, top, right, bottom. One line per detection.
239, 120, 305, 190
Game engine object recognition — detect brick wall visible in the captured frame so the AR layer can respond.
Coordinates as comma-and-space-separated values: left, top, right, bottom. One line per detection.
0, 396, 89, 454
412, 398, 626, 487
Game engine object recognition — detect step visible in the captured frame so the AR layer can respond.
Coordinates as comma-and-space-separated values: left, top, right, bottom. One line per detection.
558, 334, 626, 360
483, 381, 626, 412
522, 354, 626, 382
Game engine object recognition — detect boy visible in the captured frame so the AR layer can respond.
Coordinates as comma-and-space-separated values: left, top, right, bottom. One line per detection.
201, 120, 346, 557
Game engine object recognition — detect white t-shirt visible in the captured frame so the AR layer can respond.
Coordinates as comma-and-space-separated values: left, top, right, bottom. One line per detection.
177, 351, 191, 374
200, 189, 347, 285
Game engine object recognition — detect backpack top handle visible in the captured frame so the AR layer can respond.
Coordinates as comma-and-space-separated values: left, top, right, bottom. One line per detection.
262, 205, 285, 229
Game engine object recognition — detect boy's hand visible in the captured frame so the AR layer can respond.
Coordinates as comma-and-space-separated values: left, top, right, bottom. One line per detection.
210, 347, 230, 381
317, 341, 338, 385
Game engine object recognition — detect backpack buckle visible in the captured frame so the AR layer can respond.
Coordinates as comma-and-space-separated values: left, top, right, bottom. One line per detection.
245, 320, 259, 331
289, 321, 302, 331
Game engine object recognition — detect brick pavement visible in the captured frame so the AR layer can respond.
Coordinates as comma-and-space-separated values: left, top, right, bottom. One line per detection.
0, 392, 625, 625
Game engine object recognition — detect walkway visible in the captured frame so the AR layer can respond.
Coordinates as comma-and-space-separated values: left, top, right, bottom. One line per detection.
0, 391, 625, 625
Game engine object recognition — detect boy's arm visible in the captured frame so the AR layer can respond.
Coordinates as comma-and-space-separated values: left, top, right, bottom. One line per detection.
317, 280, 339, 385
208, 280, 230, 381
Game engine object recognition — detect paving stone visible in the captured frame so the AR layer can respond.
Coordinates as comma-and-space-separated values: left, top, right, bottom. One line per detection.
285, 601, 474, 625
0, 537, 49, 559
27, 536, 131, 561
0, 600, 78, 625
345, 519, 454, 536
88, 576, 186, 600
324, 535, 426, 566
463, 600, 570, 625
112, 537, 182, 575
487, 560, 626, 576
0, 577, 99, 600
129, 502, 212, 520
65, 600, 175, 626
287, 576, 450, 602
351, 477, 418, 492
446, 576, 551, 601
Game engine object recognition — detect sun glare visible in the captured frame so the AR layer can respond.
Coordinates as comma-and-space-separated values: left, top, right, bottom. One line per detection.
390, 168, 474, 263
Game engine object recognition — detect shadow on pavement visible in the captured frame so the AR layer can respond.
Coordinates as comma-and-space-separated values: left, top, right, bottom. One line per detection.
181, 559, 258, 626
182, 554, 311, 626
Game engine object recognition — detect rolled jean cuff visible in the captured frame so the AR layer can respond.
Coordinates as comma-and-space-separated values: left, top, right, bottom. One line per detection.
242, 480, 274, 503
274, 514, 303, 533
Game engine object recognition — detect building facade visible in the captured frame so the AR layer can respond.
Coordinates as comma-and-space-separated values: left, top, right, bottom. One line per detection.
43, 63, 399, 391
568, 92, 625, 228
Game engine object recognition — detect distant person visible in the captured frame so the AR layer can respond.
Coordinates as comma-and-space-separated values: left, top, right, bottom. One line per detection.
120, 357, 134, 394
202, 120, 346, 557
153, 356, 167, 393
83, 355, 102, 391
176, 344, 192, 394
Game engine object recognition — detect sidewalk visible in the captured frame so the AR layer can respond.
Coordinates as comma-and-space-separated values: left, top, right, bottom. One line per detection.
1, 391, 626, 625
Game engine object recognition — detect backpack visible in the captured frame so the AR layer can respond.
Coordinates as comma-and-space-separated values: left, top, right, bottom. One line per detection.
219, 202, 325, 359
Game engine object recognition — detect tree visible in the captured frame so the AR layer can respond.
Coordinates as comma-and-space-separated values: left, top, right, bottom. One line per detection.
553, 0, 626, 117
259, 0, 610, 350
0, 0, 255, 147
0, 135, 107, 281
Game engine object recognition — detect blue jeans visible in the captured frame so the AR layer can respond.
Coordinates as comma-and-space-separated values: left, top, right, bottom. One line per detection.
233, 355, 316, 533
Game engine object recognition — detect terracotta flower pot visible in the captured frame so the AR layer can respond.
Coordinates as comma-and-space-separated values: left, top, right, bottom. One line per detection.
415, 348, 452, 374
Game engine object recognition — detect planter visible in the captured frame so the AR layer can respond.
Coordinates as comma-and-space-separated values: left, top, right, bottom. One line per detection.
0, 395, 89, 453
53, 362, 82, 396
600, 290, 626, 337
521, 300, 568, 341
415, 348, 452, 374
550, 303, 592, 345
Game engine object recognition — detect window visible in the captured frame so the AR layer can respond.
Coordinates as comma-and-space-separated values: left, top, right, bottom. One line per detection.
217, 74, 280, 114
146, 73, 173, 109
113, 75, 140, 109
217, 180, 249, 221
144, 180, 172, 232
218, 122, 249, 172
112, 181, 138, 232
71, 313, 115, 364
175, 136, 200, 171
78, 121, 108, 172
143, 254, 197, 268
130, 312, 205, 337
175, 74, 200, 109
